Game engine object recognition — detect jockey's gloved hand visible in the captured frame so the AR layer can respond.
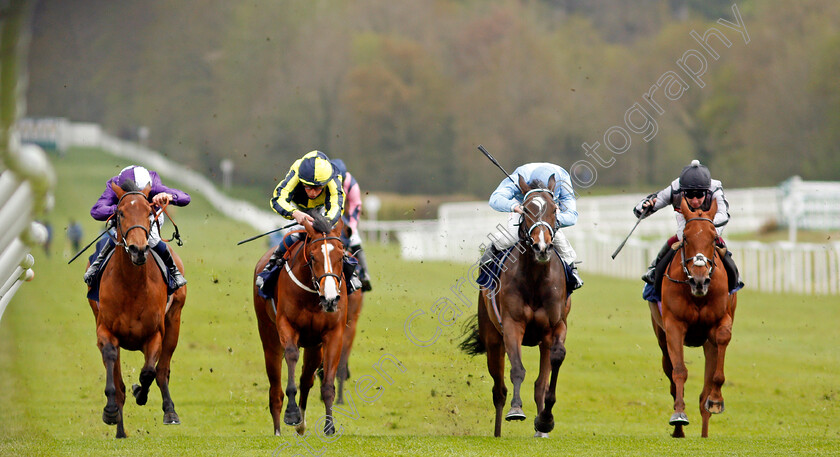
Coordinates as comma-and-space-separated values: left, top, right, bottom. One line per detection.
106, 218, 116, 230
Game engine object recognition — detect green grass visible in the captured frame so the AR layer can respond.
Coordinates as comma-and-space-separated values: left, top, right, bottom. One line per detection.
1, 147, 838, 456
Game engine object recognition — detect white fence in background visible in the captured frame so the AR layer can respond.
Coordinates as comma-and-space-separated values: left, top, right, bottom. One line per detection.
0, 144, 54, 322
33, 120, 840, 295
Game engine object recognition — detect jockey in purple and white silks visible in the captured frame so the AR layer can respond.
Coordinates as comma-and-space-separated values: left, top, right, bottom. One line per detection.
84, 165, 191, 289
482, 162, 583, 290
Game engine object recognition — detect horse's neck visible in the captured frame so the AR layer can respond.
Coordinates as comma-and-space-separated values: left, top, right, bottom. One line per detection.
110, 249, 153, 280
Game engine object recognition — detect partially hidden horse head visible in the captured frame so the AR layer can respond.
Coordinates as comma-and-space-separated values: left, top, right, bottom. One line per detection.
300, 210, 346, 313
517, 174, 558, 263
111, 180, 153, 266
678, 195, 719, 297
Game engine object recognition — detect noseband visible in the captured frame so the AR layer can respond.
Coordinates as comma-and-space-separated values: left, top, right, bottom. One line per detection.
114, 191, 153, 251
666, 216, 717, 285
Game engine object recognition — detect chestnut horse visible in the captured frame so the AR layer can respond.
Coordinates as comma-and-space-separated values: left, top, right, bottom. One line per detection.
253, 213, 347, 436
88, 181, 186, 438
460, 174, 571, 438
650, 196, 737, 438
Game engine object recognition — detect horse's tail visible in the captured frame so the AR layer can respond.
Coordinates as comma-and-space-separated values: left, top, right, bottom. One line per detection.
458, 314, 486, 356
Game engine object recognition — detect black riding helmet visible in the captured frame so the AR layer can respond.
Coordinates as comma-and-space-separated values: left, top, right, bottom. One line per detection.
679, 160, 711, 190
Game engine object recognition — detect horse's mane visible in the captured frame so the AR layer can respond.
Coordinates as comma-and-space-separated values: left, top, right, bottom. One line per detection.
119, 179, 141, 192
304, 209, 333, 234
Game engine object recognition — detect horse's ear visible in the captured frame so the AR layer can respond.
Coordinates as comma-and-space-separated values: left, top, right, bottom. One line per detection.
111, 181, 125, 199
547, 174, 557, 193
679, 193, 696, 215
705, 197, 718, 218
141, 184, 151, 197
302, 219, 317, 238
517, 174, 530, 194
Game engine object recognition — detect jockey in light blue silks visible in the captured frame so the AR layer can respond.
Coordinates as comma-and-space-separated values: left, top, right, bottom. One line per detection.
481, 162, 584, 290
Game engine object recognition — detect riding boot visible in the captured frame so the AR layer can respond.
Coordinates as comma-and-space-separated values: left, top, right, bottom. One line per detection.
83, 238, 116, 285
350, 245, 372, 292
642, 241, 672, 284
343, 256, 362, 295
720, 249, 745, 291
570, 264, 584, 290
480, 244, 501, 269
255, 244, 287, 289
152, 242, 187, 289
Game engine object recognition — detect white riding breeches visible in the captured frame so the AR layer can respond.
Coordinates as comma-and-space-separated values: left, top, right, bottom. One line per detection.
490, 212, 577, 265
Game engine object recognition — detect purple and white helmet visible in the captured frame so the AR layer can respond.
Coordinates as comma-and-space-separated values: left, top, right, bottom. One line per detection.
116, 165, 152, 189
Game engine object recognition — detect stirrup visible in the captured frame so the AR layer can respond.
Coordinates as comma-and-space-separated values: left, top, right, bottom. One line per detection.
170, 270, 187, 288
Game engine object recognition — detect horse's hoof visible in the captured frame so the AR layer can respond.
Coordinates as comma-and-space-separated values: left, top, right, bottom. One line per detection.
704, 398, 725, 414
534, 416, 554, 433
324, 417, 336, 436
131, 384, 148, 406
534, 431, 550, 438
163, 412, 181, 425
102, 406, 119, 425
284, 408, 302, 426
505, 407, 526, 421
669, 411, 689, 426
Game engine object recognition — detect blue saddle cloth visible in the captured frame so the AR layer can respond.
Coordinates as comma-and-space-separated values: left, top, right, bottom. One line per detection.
256, 248, 358, 300
87, 238, 177, 302
642, 275, 745, 310
476, 246, 576, 298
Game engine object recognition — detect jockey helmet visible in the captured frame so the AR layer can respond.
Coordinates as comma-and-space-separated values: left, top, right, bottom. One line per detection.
298, 151, 335, 186
117, 165, 152, 189
678, 160, 711, 190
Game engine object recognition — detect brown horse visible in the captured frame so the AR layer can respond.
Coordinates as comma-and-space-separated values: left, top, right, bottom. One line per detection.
336, 286, 363, 404
88, 181, 186, 438
650, 196, 737, 438
460, 174, 571, 438
253, 213, 348, 436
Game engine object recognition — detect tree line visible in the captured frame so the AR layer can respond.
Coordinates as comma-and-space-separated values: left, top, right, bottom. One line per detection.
25, 0, 840, 197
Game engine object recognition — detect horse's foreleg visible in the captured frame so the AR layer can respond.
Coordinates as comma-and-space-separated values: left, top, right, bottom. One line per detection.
156, 304, 183, 425
113, 351, 126, 438
502, 322, 527, 422
535, 328, 566, 436
533, 345, 550, 421
97, 329, 125, 438
700, 340, 716, 438
320, 331, 343, 436
296, 347, 323, 436
703, 315, 733, 437
663, 317, 689, 436
134, 331, 163, 407
282, 342, 302, 427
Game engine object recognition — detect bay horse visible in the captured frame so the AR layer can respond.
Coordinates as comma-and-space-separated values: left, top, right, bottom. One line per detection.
253, 212, 347, 436
460, 174, 571, 438
650, 196, 737, 438
88, 181, 186, 438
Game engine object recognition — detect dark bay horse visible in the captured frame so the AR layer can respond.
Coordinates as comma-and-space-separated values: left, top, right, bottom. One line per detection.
650, 196, 737, 438
253, 214, 348, 436
88, 181, 186, 438
461, 174, 571, 438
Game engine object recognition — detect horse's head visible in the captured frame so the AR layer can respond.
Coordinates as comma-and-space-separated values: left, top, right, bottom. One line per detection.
112, 181, 153, 266
302, 211, 345, 313
517, 174, 558, 263
680, 196, 718, 297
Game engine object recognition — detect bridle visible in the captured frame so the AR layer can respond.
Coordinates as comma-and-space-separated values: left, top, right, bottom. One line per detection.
305, 235, 344, 293
113, 191, 154, 251
666, 216, 717, 285
520, 188, 556, 246
284, 234, 344, 295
